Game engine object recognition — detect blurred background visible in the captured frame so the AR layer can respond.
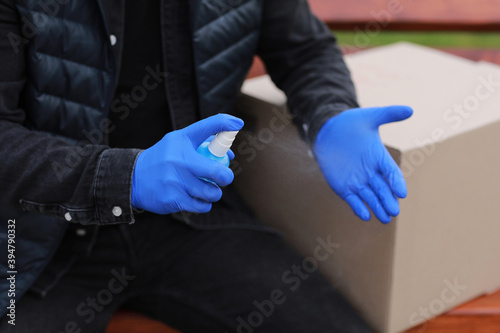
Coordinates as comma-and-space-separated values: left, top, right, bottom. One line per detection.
311, 0, 500, 62
249, 0, 500, 78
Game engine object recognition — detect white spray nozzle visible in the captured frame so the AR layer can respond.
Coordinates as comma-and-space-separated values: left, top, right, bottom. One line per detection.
208, 131, 239, 157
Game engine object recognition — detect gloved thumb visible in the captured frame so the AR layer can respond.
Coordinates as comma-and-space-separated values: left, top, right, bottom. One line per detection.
371, 105, 413, 127
184, 114, 244, 148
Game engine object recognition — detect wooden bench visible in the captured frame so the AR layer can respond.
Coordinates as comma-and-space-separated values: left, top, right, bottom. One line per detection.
310, 0, 500, 66
106, 311, 180, 333
309, 0, 500, 31
405, 290, 500, 333
107, 1, 500, 332
107, 289, 500, 333
248, 0, 500, 80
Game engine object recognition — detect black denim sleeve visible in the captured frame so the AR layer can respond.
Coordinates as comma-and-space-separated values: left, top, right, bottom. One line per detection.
0, 0, 140, 225
257, 0, 359, 145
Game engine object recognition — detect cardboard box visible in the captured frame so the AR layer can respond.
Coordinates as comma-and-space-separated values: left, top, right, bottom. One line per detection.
233, 42, 500, 333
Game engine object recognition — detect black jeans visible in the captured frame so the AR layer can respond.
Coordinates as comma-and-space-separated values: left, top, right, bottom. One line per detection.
0, 213, 372, 333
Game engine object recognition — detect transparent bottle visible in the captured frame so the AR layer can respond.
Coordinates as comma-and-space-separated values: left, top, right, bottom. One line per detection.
197, 131, 239, 184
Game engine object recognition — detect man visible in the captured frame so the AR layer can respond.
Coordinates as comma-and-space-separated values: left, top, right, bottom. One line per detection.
0, 0, 411, 332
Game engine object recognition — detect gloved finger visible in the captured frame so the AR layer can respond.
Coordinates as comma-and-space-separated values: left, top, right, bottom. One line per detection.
189, 153, 234, 187
227, 148, 235, 160
344, 193, 371, 221
186, 180, 223, 203
369, 173, 400, 217
371, 105, 413, 127
184, 114, 244, 148
379, 150, 408, 198
359, 187, 391, 224
183, 197, 213, 214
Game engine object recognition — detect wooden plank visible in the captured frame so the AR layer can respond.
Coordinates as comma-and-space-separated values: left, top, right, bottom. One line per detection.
439, 48, 500, 65
107, 291, 500, 333
404, 316, 500, 333
247, 56, 266, 78
448, 289, 500, 316
308, 0, 500, 31
106, 311, 180, 333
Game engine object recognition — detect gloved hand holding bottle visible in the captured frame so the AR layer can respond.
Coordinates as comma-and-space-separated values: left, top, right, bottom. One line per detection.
314, 105, 413, 224
131, 114, 243, 215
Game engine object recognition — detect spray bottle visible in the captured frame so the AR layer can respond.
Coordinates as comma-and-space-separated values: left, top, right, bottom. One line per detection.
197, 131, 239, 179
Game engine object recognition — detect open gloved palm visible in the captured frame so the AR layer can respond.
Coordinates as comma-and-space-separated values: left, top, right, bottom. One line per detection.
314, 105, 413, 223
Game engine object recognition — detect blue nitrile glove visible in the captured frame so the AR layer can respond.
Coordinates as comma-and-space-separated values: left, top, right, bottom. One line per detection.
314, 106, 413, 223
131, 114, 244, 215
